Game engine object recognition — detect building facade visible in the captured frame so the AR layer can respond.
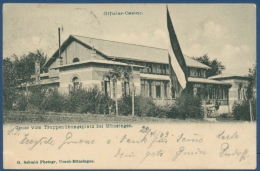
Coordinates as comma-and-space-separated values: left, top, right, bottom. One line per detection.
209, 74, 249, 109
40, 35, 245, 114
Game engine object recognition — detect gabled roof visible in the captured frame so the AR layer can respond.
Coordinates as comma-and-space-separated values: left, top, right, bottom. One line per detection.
184, 55, 211, 69
188, 77, 231, 86
208, 73, 248, 80
52, 59, 145, 69
44, 35, 211, 69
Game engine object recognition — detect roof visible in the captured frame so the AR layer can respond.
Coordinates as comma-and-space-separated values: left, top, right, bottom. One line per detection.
188, 77, 232, 85
18, 77, 59, 87
208, 73, 248, 80
52, 59, 145, 69
40, 77, 59, 85
30, 72, 49, 79
140, 74, 170, 81
45, 35, 211, 69
184, 55, 211, 69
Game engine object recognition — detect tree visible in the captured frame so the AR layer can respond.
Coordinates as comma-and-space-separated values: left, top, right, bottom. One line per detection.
3, 50, 48, 110
3, 58, 18, 110
246, 64, 256, 121
105, 65, 132, 116
193, 54, 225, 77
246, 64, 256, 100
13, 50, 48, 84
232, 64, 256, 121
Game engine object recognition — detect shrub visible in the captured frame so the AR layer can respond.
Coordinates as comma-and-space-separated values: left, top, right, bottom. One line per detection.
41, 90, 67, 112
134, 95, 157, 117
14, 93, 28, 111
152, 105, 171, 118
27, 85, 47, 110
232, 99, 256, 121
118, 95, 132, 115
118, 95, 158, 117
66, 85, 114, 114
26, 103, 41, 114
168, 92, 203, 119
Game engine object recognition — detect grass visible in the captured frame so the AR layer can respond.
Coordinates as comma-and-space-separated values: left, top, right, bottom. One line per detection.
3, 111, 214, 123
3, 110, 243, 124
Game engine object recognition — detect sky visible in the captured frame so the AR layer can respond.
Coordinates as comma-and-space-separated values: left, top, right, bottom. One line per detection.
3, 4, 256, 75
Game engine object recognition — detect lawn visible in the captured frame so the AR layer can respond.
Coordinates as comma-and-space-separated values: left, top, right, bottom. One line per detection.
3, 110, 243, 124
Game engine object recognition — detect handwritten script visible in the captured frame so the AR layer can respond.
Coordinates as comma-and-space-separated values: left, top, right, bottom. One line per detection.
6, 124, 251, 165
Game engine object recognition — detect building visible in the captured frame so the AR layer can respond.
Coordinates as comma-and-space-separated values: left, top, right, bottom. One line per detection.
209, 74, 249, 109
39, 35, 239, 114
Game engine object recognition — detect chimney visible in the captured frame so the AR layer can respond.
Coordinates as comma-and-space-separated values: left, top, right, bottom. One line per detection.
35, 60, 40, 84
58, 28, 63, 66
218, 66, 222, 74
91, 46, 97, 59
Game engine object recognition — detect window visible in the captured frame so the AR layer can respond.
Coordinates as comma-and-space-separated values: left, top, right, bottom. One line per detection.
141, 80, 145, 96
166, 65, 169, 75
171, 86, 176, 99
112, 81, 117, 98
149, 81, 153, 97
164, 82, 167, 98
73, 58, 79, 63
156, 86, 161, 98
197, 69, 202, 77
242, 88, 246, 100
238, 88, 241, 100
122, 81, 130, 96
187, 68, 190, 77
155, 81, 161, 98
101, 77, 110, 96
140, 79, 150, 97
147, 63, 152, 73
72, 77, 79, 88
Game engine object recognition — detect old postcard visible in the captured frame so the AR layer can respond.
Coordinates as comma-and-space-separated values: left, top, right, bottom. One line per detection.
3, 4, 256, 169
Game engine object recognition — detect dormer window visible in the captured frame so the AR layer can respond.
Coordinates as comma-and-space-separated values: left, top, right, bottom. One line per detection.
73, 58, 79, 63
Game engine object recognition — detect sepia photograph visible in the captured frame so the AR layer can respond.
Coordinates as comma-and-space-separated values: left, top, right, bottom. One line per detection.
3, 4, 257, 169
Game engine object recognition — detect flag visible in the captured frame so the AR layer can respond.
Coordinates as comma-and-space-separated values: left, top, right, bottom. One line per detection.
167, 6, 187, 97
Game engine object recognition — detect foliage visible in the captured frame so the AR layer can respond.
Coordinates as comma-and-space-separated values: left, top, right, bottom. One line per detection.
27, 85, 48, 111
105, 65, 132, 81
14, 93, 28, 111
104, 65, 132, 116
118, 95, 170, 118
192, 54, 225, 77
3, 58, 18, 110
66, 85, 114, 114
246, 64, 256, 100
41, 89, 67, 112
14, 85, 114, 115
232, 100, 256, 121
134, 95, 158, 117
3, 50, 48, 110
118, 95, 132, 115
12, 50, 48, 83
168, 92, 203, 119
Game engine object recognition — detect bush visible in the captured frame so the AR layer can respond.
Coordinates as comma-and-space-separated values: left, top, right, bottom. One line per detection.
118, 95, 171, 118
134, 95, 157, 117
232, 99, 256, 121
14, 93, 28, 111
168, 92, 203, 119
41, 90, 67, 112
118, 95, 159, 117
152, 105, 171, 118
118, 95, 132, 115
27, 85, 47, 110
26, 103, 41, 114
66, 85, 114, 114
